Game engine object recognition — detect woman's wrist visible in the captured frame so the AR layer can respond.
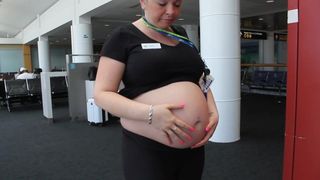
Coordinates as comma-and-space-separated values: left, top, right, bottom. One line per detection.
148, 105, 153, 124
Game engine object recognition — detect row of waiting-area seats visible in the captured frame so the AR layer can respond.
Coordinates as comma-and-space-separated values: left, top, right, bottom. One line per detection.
0, 72, 18, 81
241, 69, 287, 96
0, 76, 68, 112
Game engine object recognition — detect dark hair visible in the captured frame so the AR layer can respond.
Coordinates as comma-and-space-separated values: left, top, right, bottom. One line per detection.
34, 68, 42, 74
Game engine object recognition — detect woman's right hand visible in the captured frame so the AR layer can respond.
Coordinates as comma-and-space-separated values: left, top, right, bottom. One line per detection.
151, 104, 195, 145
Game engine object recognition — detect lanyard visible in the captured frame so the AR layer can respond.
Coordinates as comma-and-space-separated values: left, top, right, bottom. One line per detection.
142, 17, 198, 51
142, 17, 210, 76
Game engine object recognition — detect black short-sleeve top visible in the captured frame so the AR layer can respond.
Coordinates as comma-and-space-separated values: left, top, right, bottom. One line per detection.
100, 24, 205, 99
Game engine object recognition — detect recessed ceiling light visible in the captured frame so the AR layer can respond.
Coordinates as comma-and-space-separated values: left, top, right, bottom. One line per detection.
266, 0, 274, 3
258, 18, 264, 21
136, 14, 142, 17
178, 18, 184, 21
104, 24, 110, 27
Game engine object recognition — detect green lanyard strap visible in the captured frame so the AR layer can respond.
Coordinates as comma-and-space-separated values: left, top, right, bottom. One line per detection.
142, 17, 210, 76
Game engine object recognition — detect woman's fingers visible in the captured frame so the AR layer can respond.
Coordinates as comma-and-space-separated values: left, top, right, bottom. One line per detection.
161, 103, 194, 131
192, 117, 218, 148
167, 103, 185, 110
171, 125, 193, 144
163, 129, 173, 145
157, 103, 197, 144
175, 119, 195, 132
207, 112, 219, 131
205, 117, 218, 132
191, 128, 214, 148
162, 123, 193, 145
171, 116, 195, 142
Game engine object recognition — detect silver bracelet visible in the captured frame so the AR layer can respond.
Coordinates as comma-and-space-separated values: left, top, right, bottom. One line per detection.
148, 105, 153, 124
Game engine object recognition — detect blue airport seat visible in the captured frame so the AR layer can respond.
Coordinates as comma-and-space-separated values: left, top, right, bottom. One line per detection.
4, 79, 29, 112
248, 70, 269, 89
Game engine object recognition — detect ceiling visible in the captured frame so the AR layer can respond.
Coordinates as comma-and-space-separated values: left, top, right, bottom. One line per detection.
0, 0, 59, 38
0, 0, 287, 46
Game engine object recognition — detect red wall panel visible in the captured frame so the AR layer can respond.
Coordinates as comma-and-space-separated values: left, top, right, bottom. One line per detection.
288, 0, 298, 9
294, 0, 320, 179
283, 22, 298, 180
283, 0, 299, 179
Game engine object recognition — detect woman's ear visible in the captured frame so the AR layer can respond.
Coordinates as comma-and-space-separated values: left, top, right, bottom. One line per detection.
140, 0, 146, 10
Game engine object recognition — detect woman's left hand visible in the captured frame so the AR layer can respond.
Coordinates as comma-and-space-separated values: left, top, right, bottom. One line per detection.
191, 113, 219, 149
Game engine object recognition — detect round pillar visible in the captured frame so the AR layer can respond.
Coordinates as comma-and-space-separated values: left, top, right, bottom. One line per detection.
71, 23, 93, 63
200, 0, 241, 143
37, 36, 50, 72
263, 32, 275, 70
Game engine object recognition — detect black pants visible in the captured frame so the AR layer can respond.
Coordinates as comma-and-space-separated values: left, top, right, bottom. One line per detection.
122, 128, 205, 180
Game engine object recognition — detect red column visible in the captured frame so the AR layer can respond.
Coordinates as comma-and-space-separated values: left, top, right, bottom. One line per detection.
293, 0, 320, 179
283, 0, 320, 179
283, 0, 299, 179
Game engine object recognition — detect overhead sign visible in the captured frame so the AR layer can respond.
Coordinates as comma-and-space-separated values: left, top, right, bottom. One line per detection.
240, 30, 267, 40
274, 33, 287, 41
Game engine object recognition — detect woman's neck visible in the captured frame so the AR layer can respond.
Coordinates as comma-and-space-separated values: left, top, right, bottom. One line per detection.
133, 19, 179, 46
142, 17, 173, 32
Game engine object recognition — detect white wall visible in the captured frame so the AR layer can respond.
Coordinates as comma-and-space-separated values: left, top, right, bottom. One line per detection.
31, 46, 71, 71
15, 0, 112, 44
0, 46, 23, 72
0, 38, 22, 44
78, 0, 112, 17
20, 0, 74, 44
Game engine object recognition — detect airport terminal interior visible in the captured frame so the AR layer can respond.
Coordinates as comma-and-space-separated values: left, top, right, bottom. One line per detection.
2, 0, 316, 180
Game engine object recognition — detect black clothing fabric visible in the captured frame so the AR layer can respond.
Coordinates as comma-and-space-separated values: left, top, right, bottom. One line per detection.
122, 128, 205, 180
100, 24, 205, 99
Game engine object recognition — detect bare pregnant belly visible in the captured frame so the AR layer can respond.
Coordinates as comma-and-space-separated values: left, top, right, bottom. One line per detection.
121, 81, 209, 148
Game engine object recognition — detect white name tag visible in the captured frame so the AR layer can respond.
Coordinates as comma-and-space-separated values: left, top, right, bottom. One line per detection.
199, 75, 214, 93
141, 43, 161, 49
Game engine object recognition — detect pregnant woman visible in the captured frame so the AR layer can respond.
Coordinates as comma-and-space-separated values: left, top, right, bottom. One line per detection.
94, 0, 219, 179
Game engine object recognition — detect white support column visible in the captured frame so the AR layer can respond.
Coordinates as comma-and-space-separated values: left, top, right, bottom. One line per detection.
263, 32, 275, 70
259, 40, 264, 64
200, 0, 241, 143
182, 24, 200, 50
41, 71, 67, 120
37, 36, 50, 72
71, 16, 93, 63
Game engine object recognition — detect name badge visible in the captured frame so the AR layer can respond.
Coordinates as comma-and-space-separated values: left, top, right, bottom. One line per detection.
199, 75, 214, 93
141, 43, 161, 49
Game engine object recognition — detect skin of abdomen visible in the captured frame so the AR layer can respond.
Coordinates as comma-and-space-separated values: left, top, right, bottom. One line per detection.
121, 81, 209, 148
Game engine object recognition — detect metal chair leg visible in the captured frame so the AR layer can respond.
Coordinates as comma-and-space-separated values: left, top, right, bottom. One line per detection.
6, 99, 11, 112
